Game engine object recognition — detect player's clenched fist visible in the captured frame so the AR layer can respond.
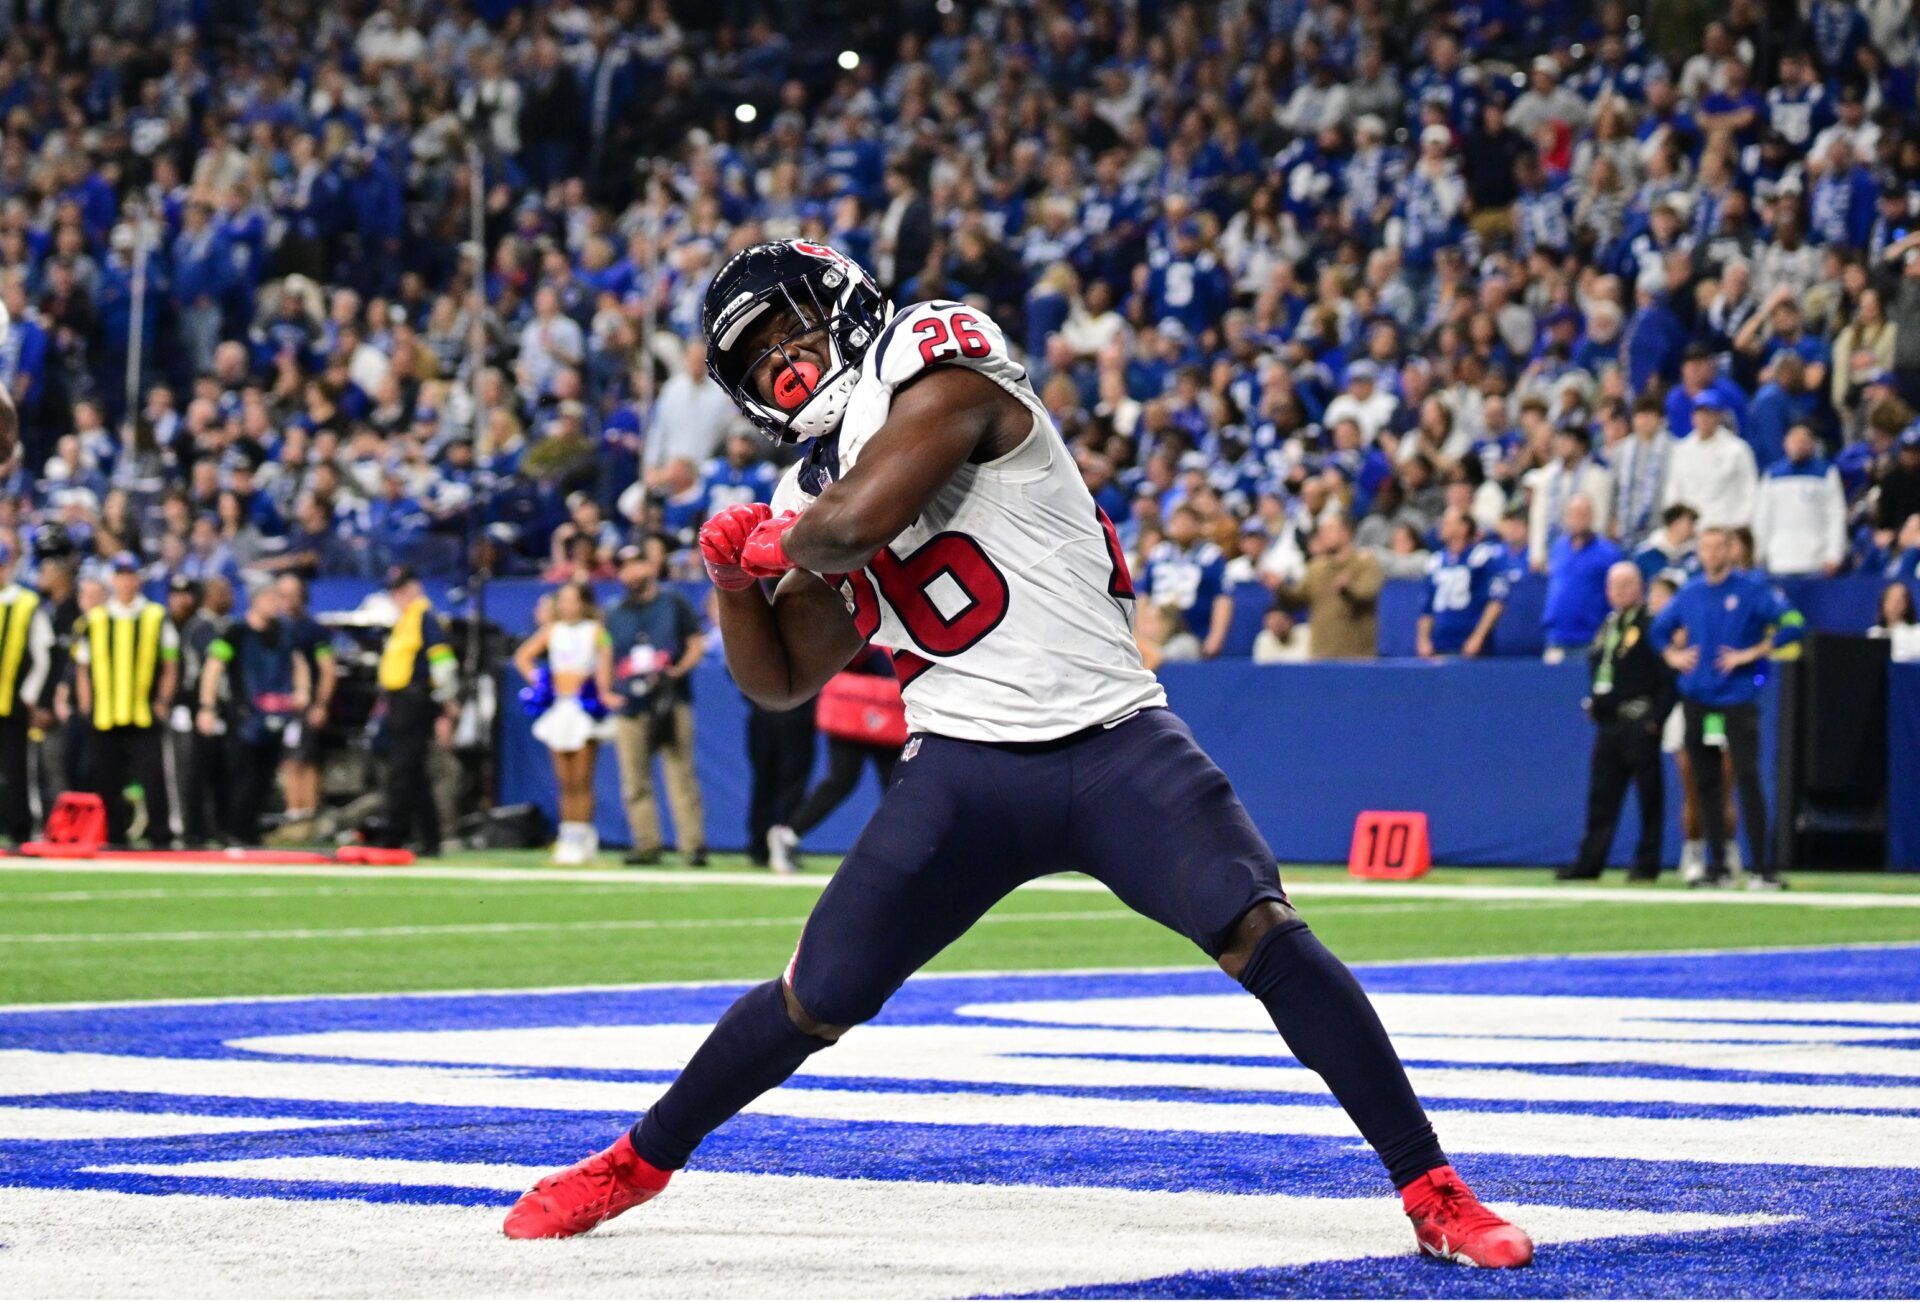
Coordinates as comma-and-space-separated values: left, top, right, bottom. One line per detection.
699, 502, 773, 591
740, 511, 799, 580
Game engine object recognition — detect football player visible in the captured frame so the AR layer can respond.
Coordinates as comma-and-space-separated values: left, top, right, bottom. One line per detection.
503, 241, 1533, 1268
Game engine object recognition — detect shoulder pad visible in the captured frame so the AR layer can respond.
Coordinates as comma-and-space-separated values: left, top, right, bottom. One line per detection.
869, 300, 1020, 394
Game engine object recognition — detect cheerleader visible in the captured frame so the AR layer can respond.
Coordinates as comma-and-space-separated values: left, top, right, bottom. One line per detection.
514, 581, 616, 864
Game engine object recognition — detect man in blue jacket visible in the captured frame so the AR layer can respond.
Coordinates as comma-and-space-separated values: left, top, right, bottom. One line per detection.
1542, 495, 1623, 661
1650, 527, 1806, 889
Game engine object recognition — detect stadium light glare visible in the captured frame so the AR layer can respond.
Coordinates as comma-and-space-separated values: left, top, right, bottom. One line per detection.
838, 50, 861, 71
735, 103, 758, 124
935, 0, 954, 12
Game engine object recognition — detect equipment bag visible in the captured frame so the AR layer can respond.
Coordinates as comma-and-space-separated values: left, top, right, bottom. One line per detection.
815, 671, 908, 748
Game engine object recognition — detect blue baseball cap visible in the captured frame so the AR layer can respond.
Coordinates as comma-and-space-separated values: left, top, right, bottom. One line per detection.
1900, 424, 1920, 450
110, 551, 141, 572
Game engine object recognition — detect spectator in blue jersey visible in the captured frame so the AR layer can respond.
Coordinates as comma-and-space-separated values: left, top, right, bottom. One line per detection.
1141, 224, 1230, 341
1652, 527, 1806, 889
1807, 138, 1878, 252
1633, 504, 1702, 585
1416, 507, 1509, 658
699, 432, 779, 517
1144, 504, 1235, 660
1766, 52, 1833, 149
1810, 0, 1870, 81
1542, 494, 1625, 661
1492, 509, 1532, 584
1664, 344, 1749, 441
1888, 516, 1920, 601
1742, 354, 1825, 471
170, 201, 227, 382
1623, 265, 1687, 395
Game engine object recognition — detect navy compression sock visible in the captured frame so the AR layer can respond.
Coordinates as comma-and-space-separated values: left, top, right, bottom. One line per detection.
1236, 920, 1448, 1189
631, 979, 833, 1170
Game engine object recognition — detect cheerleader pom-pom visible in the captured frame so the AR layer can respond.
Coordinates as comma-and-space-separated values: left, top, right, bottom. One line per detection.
579, 679, 609, 720
519, 666, 555, 718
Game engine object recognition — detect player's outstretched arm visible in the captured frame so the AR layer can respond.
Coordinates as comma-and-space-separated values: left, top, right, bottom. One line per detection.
713, 569, 866, 712
781, 368, 1011, 575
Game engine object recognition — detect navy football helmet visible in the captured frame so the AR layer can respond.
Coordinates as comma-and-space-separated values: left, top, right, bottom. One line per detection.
702, 240, 889, 443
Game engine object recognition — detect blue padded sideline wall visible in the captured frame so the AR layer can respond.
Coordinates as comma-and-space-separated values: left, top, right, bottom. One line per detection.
497, 659, 1779, 869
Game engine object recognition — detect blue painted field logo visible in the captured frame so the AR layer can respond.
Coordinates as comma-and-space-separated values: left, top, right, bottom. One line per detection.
1, 945, 1917, 1298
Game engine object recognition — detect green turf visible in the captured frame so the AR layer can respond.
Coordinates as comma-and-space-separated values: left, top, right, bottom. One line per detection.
3, 854, 1919, 1005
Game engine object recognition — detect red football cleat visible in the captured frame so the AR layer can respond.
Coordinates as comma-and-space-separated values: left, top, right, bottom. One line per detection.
502, 1131, 672, 1240
1401, 1165, 1535, 1268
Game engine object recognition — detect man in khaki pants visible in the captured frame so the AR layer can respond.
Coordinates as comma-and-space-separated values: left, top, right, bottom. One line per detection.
606, 537, 707, 865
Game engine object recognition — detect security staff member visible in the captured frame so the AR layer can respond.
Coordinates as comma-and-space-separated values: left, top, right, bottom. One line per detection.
0, 541, 54, 844
71, 553, 178, 846
1651, 527, 1806, 890
376, 567, 457, 854
199, 581, 309, 845
1563, 562, 1673, 881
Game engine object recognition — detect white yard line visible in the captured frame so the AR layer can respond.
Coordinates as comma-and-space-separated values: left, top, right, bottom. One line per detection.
0, 883, 713, 904
0, 898, 1684, 946
3, 855, 1917, 908
0, 1107, 366, 1141
0, 909, 1140, 946
5, 940, 1917, 1014
0, 1178, 1785, 1300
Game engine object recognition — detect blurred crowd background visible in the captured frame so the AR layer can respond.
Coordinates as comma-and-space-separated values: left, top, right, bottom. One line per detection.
3, 0, 1920, 667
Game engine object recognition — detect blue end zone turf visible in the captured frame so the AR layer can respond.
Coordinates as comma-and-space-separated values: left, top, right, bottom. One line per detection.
3, 944, 1916, 1297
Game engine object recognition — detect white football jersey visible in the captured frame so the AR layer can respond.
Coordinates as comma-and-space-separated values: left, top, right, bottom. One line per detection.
772, 300, 1166, 742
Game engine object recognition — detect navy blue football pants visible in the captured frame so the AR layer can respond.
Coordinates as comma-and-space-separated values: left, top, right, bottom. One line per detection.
633, 708, 1445, 1187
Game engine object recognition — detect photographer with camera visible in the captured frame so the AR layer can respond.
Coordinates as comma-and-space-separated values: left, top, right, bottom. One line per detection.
606, 536, 706, 866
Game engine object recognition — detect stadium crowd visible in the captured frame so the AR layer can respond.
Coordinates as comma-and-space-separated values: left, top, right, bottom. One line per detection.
0, 0, 1918, 670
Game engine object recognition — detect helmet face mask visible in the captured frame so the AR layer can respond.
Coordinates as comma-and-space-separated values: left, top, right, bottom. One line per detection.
704, 241, 889, 444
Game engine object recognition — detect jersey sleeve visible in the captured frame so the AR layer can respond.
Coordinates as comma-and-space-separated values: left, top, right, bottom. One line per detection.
1204, 547, 1232, 595
840, 303, 1021, 472
1472, 541, 1510, 601
856, 301, 1024, 464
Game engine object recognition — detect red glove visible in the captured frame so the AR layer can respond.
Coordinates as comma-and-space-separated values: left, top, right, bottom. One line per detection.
699, 502, 772, 591
740, 511, 800, 580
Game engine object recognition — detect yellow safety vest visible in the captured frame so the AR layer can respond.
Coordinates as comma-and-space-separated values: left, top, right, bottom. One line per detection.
0, 589, 39, 717
85, 603, 167, 730
378, 598, 430, 692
